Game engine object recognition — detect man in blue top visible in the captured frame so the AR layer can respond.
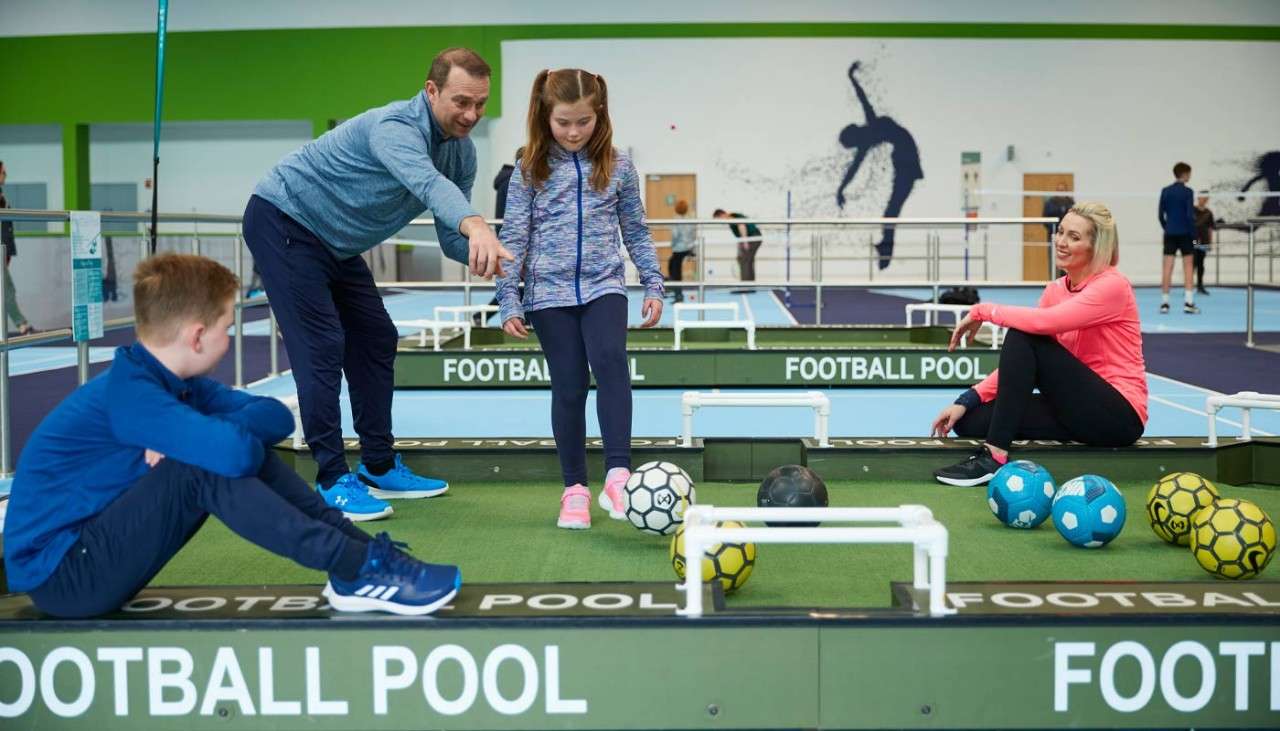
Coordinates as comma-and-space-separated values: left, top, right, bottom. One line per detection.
244, 48, 512, 519
1158, 161, 1199, 314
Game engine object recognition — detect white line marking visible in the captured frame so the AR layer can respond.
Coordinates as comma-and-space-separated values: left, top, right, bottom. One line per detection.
1148, 394, 1275, 437
769, 289, 800, 325
1146, 372, 1223, 396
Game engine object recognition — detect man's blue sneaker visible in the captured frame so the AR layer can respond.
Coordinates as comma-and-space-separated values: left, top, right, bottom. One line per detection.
318, 473, 393, 522
357, 454, 449, 499
323, 533, 460, 616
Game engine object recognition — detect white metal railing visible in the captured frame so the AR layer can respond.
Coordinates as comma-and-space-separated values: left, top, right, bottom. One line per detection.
8, 208, 1241, 477
675, 504, 955, 618
1204, 391, 1280, 447
1245, 217, 1280, 348
681, 391, 830, 448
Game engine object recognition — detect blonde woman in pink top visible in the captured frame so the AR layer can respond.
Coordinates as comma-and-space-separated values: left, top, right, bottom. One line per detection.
931, 202, 1148, 486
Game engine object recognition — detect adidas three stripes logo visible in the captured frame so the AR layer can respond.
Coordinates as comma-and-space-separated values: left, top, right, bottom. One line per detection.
352, 585, 401, 600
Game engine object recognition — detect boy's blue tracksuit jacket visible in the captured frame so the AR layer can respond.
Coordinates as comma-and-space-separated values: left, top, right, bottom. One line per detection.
3, 343, 294, 592
495, 146, 664, 323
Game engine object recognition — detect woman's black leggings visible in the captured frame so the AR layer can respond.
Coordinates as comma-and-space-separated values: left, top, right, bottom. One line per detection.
954, 329, 1144, 449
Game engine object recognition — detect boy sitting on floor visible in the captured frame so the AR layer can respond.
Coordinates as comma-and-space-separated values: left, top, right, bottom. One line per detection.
2, 254, 458, 617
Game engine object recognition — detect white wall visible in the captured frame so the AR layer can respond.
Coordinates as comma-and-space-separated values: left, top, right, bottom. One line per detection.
1, 125, 65, 330
3, 0, 1278, 36
0, 125, 64, 212
5, 33, 1278, 288
90, 120, 313, 222
491, 37, 1280, 283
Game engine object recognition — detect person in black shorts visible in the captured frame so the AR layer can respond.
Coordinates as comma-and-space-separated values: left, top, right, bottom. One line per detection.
1158, 162, 1198, 314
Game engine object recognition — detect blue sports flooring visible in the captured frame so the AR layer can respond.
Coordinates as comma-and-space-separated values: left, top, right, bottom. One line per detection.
240, 287, 795, 338
4, 347, 117, 376
244, 371, 1278, 441
6, 289, 794, 375
7, 286, 1269, 375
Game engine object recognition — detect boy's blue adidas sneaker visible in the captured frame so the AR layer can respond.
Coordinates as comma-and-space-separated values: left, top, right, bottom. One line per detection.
323, 533, 460, 616
318, 473, 393, 522
357, 454, 449, 499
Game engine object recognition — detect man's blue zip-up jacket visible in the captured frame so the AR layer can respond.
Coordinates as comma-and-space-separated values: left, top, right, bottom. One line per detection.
2, 343, 294, 592
495, 146, 664, 324
254, 91, 478, 262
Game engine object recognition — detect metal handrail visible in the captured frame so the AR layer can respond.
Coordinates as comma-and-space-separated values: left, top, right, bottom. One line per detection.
1245, 217, 1280, 348
0, 208, 242, 224
0, 210, 1094, 478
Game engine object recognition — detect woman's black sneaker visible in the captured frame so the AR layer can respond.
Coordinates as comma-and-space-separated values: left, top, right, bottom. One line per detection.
933, 445, 1003, 487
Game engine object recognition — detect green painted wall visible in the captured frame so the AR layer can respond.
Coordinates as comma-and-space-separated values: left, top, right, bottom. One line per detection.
1, 27, 499, 124
3, 23, 1277, 126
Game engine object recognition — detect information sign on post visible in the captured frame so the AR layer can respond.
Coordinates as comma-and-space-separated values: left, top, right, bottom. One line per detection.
70, 210, 104, 341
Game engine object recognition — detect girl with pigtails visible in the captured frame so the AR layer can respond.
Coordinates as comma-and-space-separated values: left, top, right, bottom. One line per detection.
495, 69, 665, 529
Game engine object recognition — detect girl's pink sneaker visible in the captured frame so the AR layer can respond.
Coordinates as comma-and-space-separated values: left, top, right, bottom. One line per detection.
557, 484, 592, 529
599, 468, 629, 520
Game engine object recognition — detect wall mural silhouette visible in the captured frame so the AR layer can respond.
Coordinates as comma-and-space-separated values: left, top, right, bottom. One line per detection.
836, 61, 922, 270
1240, 151, 1280, 218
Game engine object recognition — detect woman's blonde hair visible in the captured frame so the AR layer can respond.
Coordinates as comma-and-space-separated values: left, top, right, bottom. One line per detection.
1066, 201, 1119, 278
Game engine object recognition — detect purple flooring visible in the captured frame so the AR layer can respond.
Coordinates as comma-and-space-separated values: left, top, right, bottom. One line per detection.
1142, 332, 1280, 395
6, 313, 289, 462
774, 287, 918, 326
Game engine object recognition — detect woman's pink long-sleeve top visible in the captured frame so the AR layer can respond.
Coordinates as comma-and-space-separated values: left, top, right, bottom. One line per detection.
967, 267, 1148, 423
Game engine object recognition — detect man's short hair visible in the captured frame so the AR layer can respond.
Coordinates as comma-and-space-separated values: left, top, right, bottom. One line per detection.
712, 209, 728, 217
1173, 162, 1191, 177
133, 254, 238, 343
427, 48, 491, 89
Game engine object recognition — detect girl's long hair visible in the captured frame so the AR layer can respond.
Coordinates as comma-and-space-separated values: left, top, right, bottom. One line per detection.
520, 69, 614, 192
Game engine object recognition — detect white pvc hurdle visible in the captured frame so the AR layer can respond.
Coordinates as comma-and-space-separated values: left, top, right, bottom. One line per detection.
673, 302, 756, 351
277, 394, 305, 450
434, 304, 500, 327
1204, 391, 1280, 446
681, 391, 829, 447
391, 305, 499, 351
904, 302, 1005, 349
392, 318, 472, 350
675, 504, 954, 618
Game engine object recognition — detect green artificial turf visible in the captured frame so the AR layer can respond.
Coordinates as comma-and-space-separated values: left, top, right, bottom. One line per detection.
153, 480, 1280, 609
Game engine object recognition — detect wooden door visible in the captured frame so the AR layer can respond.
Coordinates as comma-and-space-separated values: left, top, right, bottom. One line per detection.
1022, 173, 1074, 280
645, 174, 697, 278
